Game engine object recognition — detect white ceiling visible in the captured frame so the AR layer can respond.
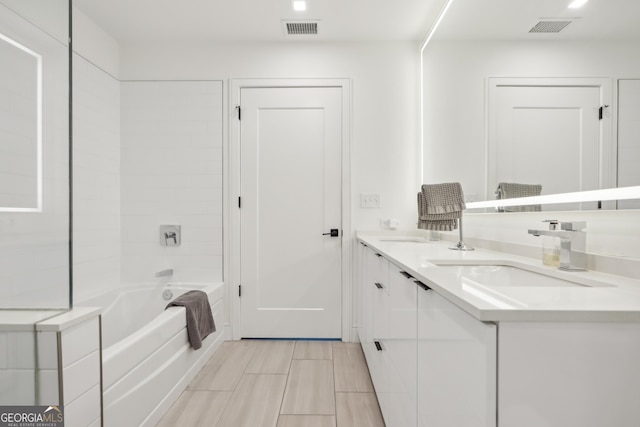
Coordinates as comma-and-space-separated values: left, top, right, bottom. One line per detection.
434, 0, 640, 41
73, 0, 449, 44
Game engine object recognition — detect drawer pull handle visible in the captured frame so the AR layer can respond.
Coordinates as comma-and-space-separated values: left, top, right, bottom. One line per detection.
415, 280, 431, 291
374, 282, 384, 289
374, 340, 383, 351
399, 271, 413, 279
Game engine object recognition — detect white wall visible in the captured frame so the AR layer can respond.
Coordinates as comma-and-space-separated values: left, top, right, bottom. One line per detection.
422, 40, 640, 261
119, 41, 421, 234
71, 10, 121, 303
72, 53, 121, 302
72, 7, 119, 79
120, 81, 223, 284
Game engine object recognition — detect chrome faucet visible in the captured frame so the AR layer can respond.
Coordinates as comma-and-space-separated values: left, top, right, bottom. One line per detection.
528, 221, 587, 271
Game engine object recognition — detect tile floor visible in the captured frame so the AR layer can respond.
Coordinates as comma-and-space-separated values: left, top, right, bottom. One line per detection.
156, 340, 385, 427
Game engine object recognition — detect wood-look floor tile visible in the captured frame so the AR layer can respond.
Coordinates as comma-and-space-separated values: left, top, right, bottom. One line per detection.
189, 340, 256, 391
293, 341, 333, 360
332, 342, 361, 350
216, 374, 287, 427
277, 415, 337, 427
156, 390, 231, 427
281, 360, 335, 415
245, 340, 295, 374
335, 393, 385, 427
333, 347, 374, 392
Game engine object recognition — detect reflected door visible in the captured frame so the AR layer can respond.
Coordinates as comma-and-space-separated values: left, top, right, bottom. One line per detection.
489, 80, 603, 210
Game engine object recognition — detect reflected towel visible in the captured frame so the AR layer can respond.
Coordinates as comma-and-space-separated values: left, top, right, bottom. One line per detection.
418, 183, 466, 231
166, 290, 215, 350
496, 182, 542, 212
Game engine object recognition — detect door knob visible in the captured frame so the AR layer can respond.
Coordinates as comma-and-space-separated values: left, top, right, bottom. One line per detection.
322, 229, 340, 237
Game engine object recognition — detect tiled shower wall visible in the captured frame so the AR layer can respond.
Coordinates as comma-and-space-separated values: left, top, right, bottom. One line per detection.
72, 53, 121, 302
73, 57, 223, 299
120, 81, 223, 284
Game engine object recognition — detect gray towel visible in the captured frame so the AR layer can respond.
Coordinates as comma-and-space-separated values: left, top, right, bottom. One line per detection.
496, 182, 542, 212
418, 183, 466, 231
166, 290, 216, 350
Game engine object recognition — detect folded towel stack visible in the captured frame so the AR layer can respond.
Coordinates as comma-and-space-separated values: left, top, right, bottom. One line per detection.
417, 182, 466, 231
166, 290, 216, 350
496, 182, 542, 212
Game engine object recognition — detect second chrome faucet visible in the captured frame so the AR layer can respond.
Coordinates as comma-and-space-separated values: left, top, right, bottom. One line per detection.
528, 221, 587, 271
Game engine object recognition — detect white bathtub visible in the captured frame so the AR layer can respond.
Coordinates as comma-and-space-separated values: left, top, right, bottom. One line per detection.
78, 283, 225, 427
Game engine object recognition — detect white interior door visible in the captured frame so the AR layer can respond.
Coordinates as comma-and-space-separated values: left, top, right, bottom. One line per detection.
239, 86, 343, 338
489, 80, 603, 210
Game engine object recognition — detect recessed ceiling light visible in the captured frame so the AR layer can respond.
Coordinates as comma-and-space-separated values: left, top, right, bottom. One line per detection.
568, 0, 588, 8
293, 1, 306, 11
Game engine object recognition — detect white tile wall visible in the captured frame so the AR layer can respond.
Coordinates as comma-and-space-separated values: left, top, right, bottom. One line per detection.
72, 53, 121, 302
0, 369, 35, 405
120, 81, 223, 284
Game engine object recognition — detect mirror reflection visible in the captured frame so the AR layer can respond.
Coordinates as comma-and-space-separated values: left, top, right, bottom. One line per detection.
0, 31, 42, 211
422, 0, 640, 210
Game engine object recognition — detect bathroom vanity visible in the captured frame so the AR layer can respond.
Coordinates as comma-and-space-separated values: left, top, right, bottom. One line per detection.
356, 235, 640, 427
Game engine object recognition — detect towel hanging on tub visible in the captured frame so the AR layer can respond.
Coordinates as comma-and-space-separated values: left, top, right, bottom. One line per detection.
166, 290, 216, 350
417, 182, 466, 231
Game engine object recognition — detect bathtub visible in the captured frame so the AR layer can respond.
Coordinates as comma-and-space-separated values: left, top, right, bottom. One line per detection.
78, 282, 225, 427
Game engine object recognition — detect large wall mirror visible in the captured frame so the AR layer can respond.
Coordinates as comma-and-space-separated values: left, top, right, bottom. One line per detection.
422, 0, 640, 211
0, 31, 42, 212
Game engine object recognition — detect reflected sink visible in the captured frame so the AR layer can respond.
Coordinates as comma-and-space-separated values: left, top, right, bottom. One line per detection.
439, 265, 587, 288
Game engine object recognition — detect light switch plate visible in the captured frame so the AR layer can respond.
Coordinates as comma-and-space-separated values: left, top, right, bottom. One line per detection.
360, 193, 381, 208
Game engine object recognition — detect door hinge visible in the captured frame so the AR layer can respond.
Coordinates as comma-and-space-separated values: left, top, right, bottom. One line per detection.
599, 105, 609, 120
239, 285, 241, 297
236, 105, 241, 120
238, 197, 241, 208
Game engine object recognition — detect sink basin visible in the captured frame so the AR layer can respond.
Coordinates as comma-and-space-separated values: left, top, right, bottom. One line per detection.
439, 265, 586, 288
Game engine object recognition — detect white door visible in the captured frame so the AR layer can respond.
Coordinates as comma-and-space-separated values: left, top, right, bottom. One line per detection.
489, 80, 603, 210
239, 86, 343, 338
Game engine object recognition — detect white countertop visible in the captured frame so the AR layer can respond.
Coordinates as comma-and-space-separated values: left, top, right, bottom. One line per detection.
359, 234, 640, 322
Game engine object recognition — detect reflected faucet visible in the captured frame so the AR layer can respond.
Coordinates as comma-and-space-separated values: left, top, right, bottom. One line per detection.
528, 221, 587, 271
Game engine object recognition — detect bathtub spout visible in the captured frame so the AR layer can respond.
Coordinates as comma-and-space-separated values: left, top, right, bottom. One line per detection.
155, 269, 174, 278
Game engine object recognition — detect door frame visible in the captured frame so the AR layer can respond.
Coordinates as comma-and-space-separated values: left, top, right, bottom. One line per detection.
486, 77, 613, 204
229, 78, 352, 341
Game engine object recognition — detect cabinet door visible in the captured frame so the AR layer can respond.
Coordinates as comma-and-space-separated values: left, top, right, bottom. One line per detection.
361, 248, 390, 416
385, 264, 418, 427
356, 242, 368, 345
418, 283, 497, 427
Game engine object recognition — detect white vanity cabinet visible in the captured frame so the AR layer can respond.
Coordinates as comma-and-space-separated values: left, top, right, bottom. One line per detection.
360, 246, 390, 413
385, 263, 418, 427
358, 246, 496, 427
357, 237, 640, 427
417, 281, 496, 427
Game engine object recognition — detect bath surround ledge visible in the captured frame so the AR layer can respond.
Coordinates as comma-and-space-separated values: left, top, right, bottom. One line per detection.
36, 307, 102, 332
0, 310, 66, 332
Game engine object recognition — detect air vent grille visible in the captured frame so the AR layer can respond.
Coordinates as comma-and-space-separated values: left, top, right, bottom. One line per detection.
529, 20, 572, 33
282, 20, 319, 36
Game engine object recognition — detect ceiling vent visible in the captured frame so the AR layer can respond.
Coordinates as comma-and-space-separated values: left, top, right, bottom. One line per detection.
282, 20, 319, 36
529, 20, 572, 33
